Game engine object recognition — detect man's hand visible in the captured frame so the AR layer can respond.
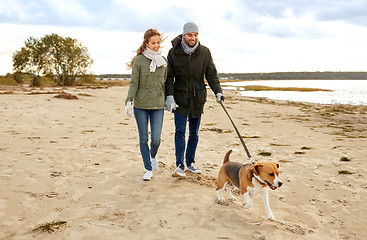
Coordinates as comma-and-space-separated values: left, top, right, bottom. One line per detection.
216, 93, 224, 103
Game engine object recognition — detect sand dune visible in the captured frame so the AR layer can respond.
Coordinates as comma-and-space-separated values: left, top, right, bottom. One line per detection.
0, 86, 366, 239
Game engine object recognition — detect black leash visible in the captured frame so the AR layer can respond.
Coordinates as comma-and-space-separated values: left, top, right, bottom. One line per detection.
219, 101, 254, 164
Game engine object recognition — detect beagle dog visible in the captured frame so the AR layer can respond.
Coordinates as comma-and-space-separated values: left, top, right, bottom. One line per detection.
217, 150, 283, 220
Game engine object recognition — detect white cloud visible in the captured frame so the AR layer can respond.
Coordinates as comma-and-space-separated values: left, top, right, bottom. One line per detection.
46, 0, 93, 24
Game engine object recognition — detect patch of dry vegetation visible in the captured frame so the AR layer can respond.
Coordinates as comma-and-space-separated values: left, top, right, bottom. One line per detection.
54, 91, 79, 100
92, 80, 130, 87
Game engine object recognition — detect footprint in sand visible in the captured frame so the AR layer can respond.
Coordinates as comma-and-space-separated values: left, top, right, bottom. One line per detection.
0, 199, 7, 214
102, 185, 121, 195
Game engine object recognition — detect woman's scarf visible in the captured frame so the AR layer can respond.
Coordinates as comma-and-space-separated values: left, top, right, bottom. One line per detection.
181, 37, 199, 55
143, 48, 167, 73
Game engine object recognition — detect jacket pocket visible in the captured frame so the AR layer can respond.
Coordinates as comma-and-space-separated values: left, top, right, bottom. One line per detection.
174, 84, 189, 107
195, 85, 207, 104
174, 61, 187, 76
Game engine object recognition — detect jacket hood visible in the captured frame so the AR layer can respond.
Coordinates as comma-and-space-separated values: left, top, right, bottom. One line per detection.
171, 34, 183, 49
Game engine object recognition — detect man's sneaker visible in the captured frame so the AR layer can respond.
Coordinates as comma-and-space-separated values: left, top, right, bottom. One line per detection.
186, 163, 202, 174
143, 170, 153, 181
151, 158, 158, 171
172, 166, 186, 177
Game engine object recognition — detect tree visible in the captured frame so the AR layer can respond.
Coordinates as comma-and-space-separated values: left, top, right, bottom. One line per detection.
13, 34, 93, 86
12, 37, 47, 86
13, 72, 25, 84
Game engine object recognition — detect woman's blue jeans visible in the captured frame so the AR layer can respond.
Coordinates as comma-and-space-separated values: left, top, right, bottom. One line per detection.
134, 108, 164, 171
174, 113, 201, 170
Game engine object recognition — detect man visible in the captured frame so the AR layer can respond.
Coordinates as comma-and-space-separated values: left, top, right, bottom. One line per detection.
165, 22, 224, 177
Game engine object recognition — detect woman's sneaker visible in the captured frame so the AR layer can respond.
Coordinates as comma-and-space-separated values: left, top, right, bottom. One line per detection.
186, 163, 201, 174
151, 158, 158, 171
172, 166, 186, 177
143, 170, 153, 181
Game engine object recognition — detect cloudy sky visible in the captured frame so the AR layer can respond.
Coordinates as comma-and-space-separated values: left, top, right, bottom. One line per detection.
1, 0, 367, 75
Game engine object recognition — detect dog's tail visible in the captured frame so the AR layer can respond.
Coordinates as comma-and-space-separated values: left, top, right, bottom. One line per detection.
223, 150, 233, 164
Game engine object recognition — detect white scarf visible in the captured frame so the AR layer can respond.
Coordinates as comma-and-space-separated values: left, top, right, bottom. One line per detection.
143, 48, 167, 73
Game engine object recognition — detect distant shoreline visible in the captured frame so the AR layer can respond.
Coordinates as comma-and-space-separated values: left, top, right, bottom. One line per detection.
97, 71, 367, 81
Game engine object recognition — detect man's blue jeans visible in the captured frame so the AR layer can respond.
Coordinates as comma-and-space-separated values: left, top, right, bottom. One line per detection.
174, 113, 201, 170
134, 108, 164, 171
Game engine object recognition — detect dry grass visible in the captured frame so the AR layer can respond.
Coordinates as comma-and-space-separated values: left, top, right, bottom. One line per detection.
0, 76, 18, 86
92, 80, 130, 86
27, 91, 63, 95
78, 93, 93, 97
0, 91, 15, 94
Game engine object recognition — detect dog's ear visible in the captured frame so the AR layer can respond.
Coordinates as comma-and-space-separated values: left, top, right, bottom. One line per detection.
252, 163, 264, 175
272, 162, 280, 169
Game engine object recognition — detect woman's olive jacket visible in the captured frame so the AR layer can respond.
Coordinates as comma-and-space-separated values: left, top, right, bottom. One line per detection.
126, 54, 167, 109
165, 35, 222, 118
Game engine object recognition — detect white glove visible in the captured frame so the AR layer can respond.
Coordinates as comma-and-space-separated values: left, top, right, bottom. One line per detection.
165, 95, 179, 113
216, 93, 224, 103
125, 101, 132, 117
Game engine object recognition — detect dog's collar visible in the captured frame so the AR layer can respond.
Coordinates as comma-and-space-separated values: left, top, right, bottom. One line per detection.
251, 169, 265, 184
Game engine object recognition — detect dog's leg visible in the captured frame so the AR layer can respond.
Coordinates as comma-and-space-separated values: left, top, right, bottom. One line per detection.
217, 181, 228, 202
261, 188, 275, 221
226, 183, 236, 201
242, 192, 252, 209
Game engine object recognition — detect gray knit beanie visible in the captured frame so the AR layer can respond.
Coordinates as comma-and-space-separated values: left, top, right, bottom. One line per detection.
183, 22, 199, 35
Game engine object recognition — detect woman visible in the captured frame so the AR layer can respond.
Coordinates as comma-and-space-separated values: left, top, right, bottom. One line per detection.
125, 29, 167, 181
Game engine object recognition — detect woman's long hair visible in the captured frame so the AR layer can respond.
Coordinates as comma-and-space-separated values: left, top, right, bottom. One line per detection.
126, 29, 163, 69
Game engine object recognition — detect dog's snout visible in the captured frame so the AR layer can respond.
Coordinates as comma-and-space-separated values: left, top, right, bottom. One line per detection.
278, 182, 283, 187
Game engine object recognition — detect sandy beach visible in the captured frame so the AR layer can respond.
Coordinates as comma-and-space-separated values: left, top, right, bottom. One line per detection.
0, 85, 366, 240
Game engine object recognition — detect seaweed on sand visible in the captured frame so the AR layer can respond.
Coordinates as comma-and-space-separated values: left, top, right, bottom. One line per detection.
32, 220, 67, 233
258, 151, 272, 156
54, 91, 78, 100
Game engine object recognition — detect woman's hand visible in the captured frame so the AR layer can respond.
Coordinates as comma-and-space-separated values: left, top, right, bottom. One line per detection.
125, 101, 132, 117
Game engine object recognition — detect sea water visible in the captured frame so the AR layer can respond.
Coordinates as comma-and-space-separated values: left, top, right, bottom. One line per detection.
222, 80, 367, 105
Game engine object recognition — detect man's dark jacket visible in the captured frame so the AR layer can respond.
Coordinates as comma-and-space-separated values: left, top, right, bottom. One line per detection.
165, 35, 222, 118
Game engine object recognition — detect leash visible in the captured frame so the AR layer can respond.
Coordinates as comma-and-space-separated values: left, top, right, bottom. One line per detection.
219, 101, 254, 164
